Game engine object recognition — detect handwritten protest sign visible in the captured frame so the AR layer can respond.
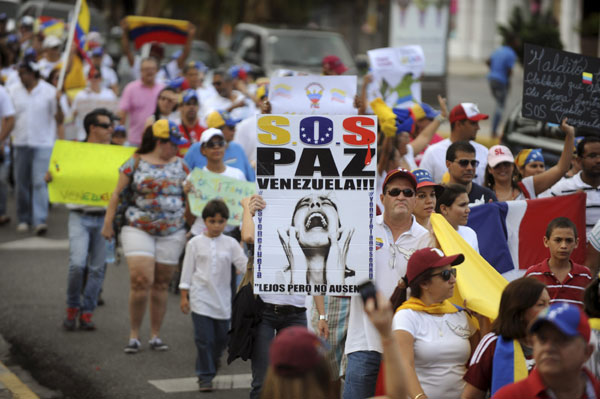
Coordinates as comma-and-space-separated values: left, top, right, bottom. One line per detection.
254, 114, 377, 295
48, 140, 135, 206
187, 168, 256, 227
523, 43, 600, 130
269, 76, 357, 115
367, 45, 424, 109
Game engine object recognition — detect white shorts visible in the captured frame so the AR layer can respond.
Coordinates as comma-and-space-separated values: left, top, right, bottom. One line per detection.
121, 226, 186, 265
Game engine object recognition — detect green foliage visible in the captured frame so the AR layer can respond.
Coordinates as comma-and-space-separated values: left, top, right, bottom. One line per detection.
497, 6, 563, 64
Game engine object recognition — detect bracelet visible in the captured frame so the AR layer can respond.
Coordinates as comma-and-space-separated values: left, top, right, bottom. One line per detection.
435, 114, 447, 123
414, 393, 426, 399
319, 314, 328, 321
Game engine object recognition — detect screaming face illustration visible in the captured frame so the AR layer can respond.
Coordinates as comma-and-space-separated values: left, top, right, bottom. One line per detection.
291, 193, 341, 250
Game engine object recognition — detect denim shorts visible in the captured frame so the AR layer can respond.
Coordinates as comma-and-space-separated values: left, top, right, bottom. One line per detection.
121, 225, 186, 265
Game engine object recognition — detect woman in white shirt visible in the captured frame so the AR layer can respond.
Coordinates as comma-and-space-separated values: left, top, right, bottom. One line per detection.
393, 247, 478, 399
436, 184, 479, 253
483, 118, 574, 201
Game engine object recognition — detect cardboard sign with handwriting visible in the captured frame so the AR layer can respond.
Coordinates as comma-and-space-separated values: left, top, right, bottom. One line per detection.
523, 43, 600, 130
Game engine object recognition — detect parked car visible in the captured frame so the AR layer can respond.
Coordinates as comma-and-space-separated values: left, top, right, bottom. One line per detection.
18, 1, 108, 35
227, 23, 358, 77
501, 102, 598, 166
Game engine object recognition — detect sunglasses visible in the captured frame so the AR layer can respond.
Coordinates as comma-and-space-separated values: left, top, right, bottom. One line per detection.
91, 74, 101, 79
430, 268, 457, 281
93, 122, 112, 129
454, 159, 480, 168
386, 188, 415, 198
204, 139, 226, 149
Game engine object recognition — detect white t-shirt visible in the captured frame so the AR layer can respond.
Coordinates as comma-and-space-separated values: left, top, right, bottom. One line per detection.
233, 116, 257, 164
345, 215, 432, 355
457, 225, 479, 253
0, 84, 15, 121
189, 165, 246, 236
8, 79, 57, 147
393, 308, 474, 399
420, 138, 488, 185
200, 90, 257, 124
179, 233, 248, 319
1, 66, 19, 88
541, 171, 600, 235
72, 87, 118, 141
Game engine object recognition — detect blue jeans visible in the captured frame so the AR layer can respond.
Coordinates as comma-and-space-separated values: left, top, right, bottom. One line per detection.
66, 211, 106, 313
489, 79, 509, 135
343, 350, 382, 399
0, 147, 8, 216
191, 313, 229, 384
250, 307, 307, 399
13, 146, 52, 226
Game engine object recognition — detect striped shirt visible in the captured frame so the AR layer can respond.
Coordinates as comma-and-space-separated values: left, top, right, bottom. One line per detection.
525, 259, 592, 307
542, 172, 600, 235
589, 219, 600, 252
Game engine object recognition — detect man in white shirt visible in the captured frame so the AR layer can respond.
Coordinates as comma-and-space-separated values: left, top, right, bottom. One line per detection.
343, 168, 431, 399
200, 68, 257, 124
420, 103, 489, 185
9, 55, 63, 234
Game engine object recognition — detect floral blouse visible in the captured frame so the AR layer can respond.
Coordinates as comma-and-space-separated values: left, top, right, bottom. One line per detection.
120, 156, 190, 236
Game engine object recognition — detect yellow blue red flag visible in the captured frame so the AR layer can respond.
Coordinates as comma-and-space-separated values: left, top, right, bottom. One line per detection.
124, 16, 189, 49
74, 0, 90, 51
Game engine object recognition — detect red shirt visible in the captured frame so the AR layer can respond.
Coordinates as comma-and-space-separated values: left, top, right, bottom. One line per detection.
493, 368, 600, 399
525, 259, 592, 308
178, 122, 205, 157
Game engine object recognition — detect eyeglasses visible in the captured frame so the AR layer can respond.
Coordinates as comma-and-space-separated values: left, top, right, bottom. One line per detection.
386, 188, 415, 197
454, 159, 480, 168
204, 139, 226, 149
93, 122, 112, 129
430, 268, 457, 281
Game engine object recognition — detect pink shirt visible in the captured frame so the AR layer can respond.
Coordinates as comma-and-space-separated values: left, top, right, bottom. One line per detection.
118, 80, 165, 146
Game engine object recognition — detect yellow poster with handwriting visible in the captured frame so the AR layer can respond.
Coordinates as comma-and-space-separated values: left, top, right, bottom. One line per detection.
48, 140, 135, 206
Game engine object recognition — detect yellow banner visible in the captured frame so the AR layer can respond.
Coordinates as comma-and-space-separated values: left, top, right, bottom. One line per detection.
48, 140, 135, 206
431, 213, 508, 319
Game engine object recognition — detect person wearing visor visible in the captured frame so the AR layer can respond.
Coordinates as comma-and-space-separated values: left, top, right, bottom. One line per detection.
393, 247, 479, 399
493, 303, 599, 399
484, 118, 574, 201
102, 119, 190, 354
184, 109, 254, 181
178, 89, 205, 156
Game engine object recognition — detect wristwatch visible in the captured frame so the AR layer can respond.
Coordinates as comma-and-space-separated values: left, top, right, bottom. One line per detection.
435, 114, 447, 123
319, 314, 328, 321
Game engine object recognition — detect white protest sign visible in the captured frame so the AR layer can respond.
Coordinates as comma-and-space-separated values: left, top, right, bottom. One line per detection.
269, 76, 357, 115
254, 114, 377, 296
73, 98, 119, 118
367, 46, 425, 109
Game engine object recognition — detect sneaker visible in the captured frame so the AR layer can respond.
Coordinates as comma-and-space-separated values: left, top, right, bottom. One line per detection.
124, 338, 141, 354
63, 307, 78, 331
79, 312, 96, 331
148, 337, 169, 351
16, 223, 28, 233
34, 224, 48, 236
198, 379, 213, 392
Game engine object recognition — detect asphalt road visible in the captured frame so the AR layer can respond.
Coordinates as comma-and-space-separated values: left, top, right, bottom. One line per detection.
0, 202, 252, 399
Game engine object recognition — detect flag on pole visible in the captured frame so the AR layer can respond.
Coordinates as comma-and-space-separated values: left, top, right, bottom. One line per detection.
74, 0, 90, 52
124, 16, 189, 49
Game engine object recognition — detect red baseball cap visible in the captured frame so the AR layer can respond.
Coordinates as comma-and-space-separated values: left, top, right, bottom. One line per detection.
449, 103, 489, 123
322, 55, 348, 75
269, 326, 327, 377
382, 168, 417, 193
406, 247, 464, 284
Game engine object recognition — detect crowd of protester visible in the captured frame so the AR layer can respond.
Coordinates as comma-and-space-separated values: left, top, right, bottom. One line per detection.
0, 13, 599, 399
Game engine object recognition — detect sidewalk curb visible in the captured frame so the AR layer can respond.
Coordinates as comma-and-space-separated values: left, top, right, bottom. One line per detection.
0, 361, 39, 399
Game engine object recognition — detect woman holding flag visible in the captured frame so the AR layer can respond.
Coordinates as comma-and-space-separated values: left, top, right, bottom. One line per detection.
462, 277, 549, 398
392, 247, 479, 399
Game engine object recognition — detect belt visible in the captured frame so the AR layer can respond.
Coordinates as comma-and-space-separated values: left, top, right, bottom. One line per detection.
72, 209, 106, 217
262, 303, 306, 315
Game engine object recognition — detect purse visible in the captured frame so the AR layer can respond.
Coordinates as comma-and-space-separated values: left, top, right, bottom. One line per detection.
113, 155, 140, 239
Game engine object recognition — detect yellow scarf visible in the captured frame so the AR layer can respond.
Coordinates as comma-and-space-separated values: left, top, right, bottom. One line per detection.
589, 318, 600, 330
396, 297, 458, 314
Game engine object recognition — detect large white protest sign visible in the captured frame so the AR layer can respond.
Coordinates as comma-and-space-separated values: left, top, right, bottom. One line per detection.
254, 114, 377, 296
269, 76, 357, 115
367, 46, 425, 109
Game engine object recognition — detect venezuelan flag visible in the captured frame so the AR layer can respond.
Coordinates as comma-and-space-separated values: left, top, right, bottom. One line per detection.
125, 16, 189, 49
583, 72, 593, 85
37, 17, 65, 38
74, 0, 90, 51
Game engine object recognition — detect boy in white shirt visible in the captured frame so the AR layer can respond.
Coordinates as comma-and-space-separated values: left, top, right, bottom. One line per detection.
179, 199, 248, 392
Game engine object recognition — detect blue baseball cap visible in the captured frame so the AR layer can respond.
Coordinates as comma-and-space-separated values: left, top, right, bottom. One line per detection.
530, 303, 591, 342
412, 168, 442, 194
91, 47, 104, 57
181, 89, 198, 104
167, 76, 185, 90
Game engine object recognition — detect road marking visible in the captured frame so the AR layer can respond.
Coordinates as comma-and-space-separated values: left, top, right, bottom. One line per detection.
0, 360, 39, 399
148, 373, 252, 393
0, 237, 69, 250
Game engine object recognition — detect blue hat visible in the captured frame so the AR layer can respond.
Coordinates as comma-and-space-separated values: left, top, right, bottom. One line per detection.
186, 60, 208, 73
515, 148, 545, 168
391, 108, 415, 134
531, 303, 590, 342
114, 125, 126, 134
91, 47, 104, 57
152, 119, 187, 146
167, 76, 185, 90
420, 103, 440, 119
181, 89, 198, 104
412, 168, 442, 194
